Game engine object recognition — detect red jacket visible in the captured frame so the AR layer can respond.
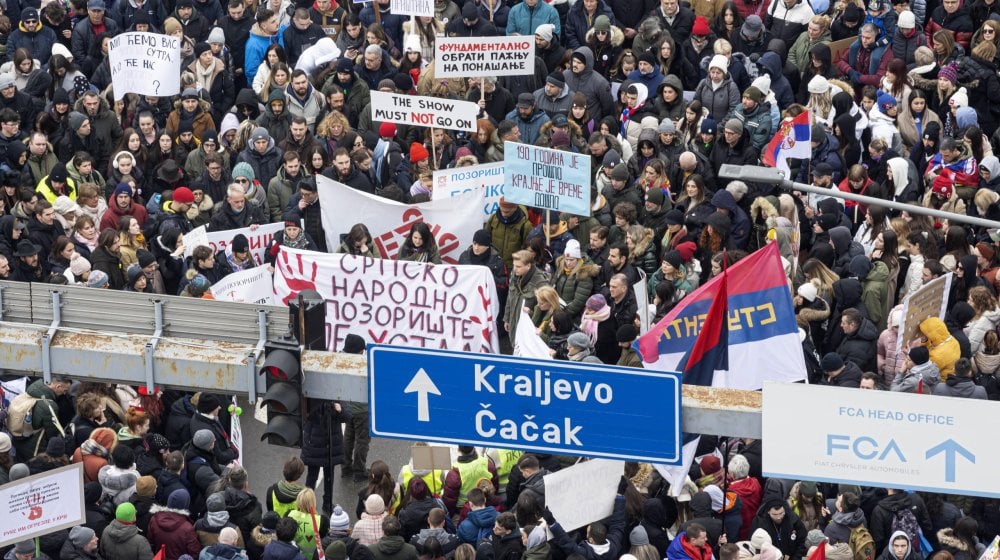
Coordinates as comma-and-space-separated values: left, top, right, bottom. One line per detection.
147, 507, 202, 560
925, 6, 974, 49
729, 476, 762, 540
100, 196, 149, 231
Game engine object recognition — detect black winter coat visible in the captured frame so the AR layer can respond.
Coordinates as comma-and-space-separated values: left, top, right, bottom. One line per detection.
89, 246, 126, 290
836, 318, 879, 373
190, 410, 237, 465
301, 400, 347, 467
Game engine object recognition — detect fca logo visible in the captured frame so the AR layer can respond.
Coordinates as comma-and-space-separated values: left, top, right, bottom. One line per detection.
827, 434, 907, 461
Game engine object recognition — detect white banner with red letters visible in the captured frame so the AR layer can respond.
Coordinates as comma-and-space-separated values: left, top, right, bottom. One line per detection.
183, 222, 283, 265
272, 246, 499, 353
318, 175, 484, 264
434, 36, 536, 78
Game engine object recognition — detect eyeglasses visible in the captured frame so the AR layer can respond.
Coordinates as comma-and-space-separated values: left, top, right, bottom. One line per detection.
234, 178, 249, 184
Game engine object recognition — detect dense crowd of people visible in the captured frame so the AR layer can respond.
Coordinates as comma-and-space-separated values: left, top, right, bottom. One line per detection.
1, 0, 1000, 558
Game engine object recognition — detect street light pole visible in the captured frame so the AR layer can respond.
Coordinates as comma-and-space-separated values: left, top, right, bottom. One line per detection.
717, 164, 1000, 230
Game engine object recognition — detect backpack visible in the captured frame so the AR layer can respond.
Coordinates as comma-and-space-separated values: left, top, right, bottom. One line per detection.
890, 507, 922, 553
7, 392, 48, 437
848, 525, 876, 560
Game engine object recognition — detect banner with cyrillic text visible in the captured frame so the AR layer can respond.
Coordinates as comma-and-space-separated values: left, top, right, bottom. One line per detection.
318, 175, 484, 264
504, 142, 592, 216
0, 463, 85, 547
434, 36, 535, 78
390, 0, 433, 16
371, 91, 478, 132
272, 246, 499, 353
183, 223, 284, 265
108, 32, 181, 100
432, 162, 504, 220
211, 266, 276, 305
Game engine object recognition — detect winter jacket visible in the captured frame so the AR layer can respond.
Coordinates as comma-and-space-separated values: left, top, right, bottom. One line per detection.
933, 375, 988, 399
262, 540, 307, 560
368, 536, 418, 560
457, 507, 498, 544
11, 379, 63, 467
7, 22, 57, 64
551, 496, 625, 560
486, 206, 533, 270
71, 17, 121, 67
860, 261, 891, 330
504, 107, 550, 146
891, 26, 928, 67
925, 5, 974, 48
869, 492, 932, 552
236, 142, 284, 188
506, 0, 560, 36
920, 317, 961, 379
100, 520, 154, 560
967, 309, 1000, 355
787, 27, 832, 73
562, 47, 615, 122
190, 412, 236, 465
727, 101, 773, 151
245, 23, 285, 85
837, 317, 879, 372
301, 401, 345, 467
749, 504, 807, 559
147, 505, 202, 560
764, 0, 814, 47
694, 77, 740, 123
758, 52, 795, 110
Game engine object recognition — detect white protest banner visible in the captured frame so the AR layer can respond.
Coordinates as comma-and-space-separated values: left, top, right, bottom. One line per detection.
390, 0, 433, 16
184, 223, 284, 265
371, 90, 478, 132
504, 141, 592, 216
432, 162, 504, 220
317, 175, 484, 264
230, 397, 243, 465
108, 32, 181, 100
272, 246, 500, 353
0, 463, 85, 547
543, 459, 622, 532
513, 310, 552, 359
211, 267, 276, 305
435, 36, 535, 78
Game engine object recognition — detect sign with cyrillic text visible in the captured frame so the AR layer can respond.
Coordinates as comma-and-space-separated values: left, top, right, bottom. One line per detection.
273, 247, 499, 353
432, 162, 505, 219
108, 32, 181, 100
184, 223, 284, 265
435, 37, 535, 78
503, 142, 591, 216
212, 266, 276, 305
0, 463, 85, 547
390, 0, 433, 16
371, 91, 478, 133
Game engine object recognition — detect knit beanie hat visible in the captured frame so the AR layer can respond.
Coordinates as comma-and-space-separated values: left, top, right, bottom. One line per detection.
68, 111, 88, 132
568, 332, 591, 349
193, 428, 216, 450
365, 494, 386, 515
326, 541, 348, 560
330, 505, 350, 531
69, 526, 96, 549
9, 463, 29, 481
379, 122, 396, 138
938, 63, 958, 84
950, 86, 968, 108
116, 502, 137, 523
207, 492, 227, 512
805, 529, 827, 550
586, 294, 607, 311
410, 142, 429, 163
168, 488, 192, 510
909, 345, 930, 365
231, 161, 255, 181
630, 525, 650, 546
751, 528, 773, 552
797, 281, 818, 302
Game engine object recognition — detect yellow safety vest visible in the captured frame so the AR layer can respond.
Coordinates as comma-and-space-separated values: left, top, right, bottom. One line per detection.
494, 449, 522, 494
288, 509, 317, 557
454, 456, 491, 509
400, 465, 446, 497
272, 493, 297, 518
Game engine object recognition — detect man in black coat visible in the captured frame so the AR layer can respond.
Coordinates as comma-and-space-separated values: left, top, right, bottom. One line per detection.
189, 393, 237, 466
285, 178, 326, 252
749, 498, 808, 559
819, 352, 864, 388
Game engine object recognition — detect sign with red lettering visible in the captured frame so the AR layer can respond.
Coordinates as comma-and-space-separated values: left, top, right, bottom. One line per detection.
370, 91, 478, 132
435, 37, 535, 78
317, 176, 484, 264
184, 223, 284, 265
0, 463, 85, 547
272, 247, 500, 353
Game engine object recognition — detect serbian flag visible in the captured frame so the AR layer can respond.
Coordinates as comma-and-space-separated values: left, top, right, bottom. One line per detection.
762, 110, 812, 177
635, 243, 805, 389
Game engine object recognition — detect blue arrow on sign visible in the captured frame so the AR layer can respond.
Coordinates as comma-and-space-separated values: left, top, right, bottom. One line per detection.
368, 345, 683, 463
925, 439, 976, 483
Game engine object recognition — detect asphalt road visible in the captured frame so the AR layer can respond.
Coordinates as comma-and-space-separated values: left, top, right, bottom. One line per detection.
238, 398, 413, 522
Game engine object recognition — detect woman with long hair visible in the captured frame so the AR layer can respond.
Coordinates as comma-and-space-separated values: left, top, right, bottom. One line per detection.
610, 49, 638, 84
834, 113, 862, 167
873, 228, 901, 306
117, 215, 145, 268
880, 58, 913, 111
807, 76, 835, 127
897, 90, 942, 156
854, 206, 889, 257
47, 54, 86, 100
712, 2, 744, 40
397, 222, 441, 263
966, 285, 1000, 354
316, 110, 351, 155
802, 258, 841, 304
336, 223, 383, 258
678, 100, 706, 148
941, 225, 972, 272
252, 44, 287, 96
356, 459, 399, 518
677, 174, 712, 232
933, 29, 962, 67
531, 285, 563, 341
48, 235, 78, 277
469, 118, 496, 163
259, 62, 291, 103
305, 145, 329, 176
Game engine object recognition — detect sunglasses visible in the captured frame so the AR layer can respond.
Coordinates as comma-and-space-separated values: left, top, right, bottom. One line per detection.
234, 178, 249, 184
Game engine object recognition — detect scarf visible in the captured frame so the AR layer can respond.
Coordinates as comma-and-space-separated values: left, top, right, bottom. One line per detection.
196, 59, 218, 93
226, 249, 252, 273
373, 139, 389, 181
581, 305, 611, 343
74, 231, 99, 252
283, 232, 310, 250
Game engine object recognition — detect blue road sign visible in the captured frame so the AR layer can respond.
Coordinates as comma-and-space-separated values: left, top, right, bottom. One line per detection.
368, 345, 682, 463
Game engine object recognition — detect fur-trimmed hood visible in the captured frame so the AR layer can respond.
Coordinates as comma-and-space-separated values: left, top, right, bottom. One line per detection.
150, 504, 191, 516
555, 255, 600, 279
585, 24, 625, 47
750, 195, 779, 223
172, 96, 214, 114
937, 528, 972, 552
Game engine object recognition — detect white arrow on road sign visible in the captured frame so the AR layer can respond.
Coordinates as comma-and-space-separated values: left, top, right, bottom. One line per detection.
404, 368, 440, 422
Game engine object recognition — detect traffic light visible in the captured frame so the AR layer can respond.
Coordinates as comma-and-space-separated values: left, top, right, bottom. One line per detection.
259, 338, 304, 447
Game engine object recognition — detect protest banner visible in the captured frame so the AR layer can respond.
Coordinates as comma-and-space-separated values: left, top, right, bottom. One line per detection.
211, 267, 277, 305
272, 246, 500, 353
432, 162, 504, 220
108, 32, 181, 100
543, 459, 622, 532
897, 273, 952, 351
980, 536, 1000, 560
513, 310, 552, 359
390, 0, 433, 16
828, 37, 855, 69
183, 223, 284, 265
371, 91, 478, 132
317, 176, 484, 264
435, 36, 535, 78
504, 142, 592, 216
0, 463, 85, 547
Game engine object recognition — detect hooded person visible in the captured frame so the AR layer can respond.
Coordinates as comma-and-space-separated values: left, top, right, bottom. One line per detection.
892, 345, 940, 393
918, 316, 961, 379
147, 489, 202, 560
100, 502, 155, 560
563, 47, 615, 122
829, 226, 866, 278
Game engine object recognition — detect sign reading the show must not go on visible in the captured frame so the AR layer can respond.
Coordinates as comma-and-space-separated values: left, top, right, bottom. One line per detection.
503, 142, 591, 216
763, 382, 1000, 498
371, 91, 479, 132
